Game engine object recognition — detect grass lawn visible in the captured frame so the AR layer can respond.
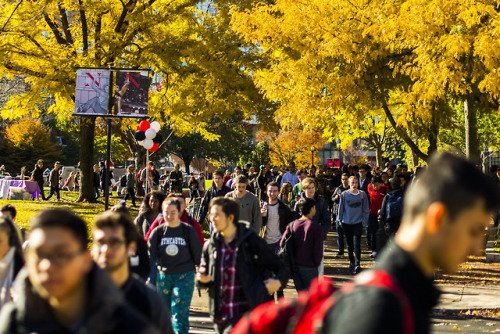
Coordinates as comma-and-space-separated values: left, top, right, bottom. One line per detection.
0, 189, 140, 234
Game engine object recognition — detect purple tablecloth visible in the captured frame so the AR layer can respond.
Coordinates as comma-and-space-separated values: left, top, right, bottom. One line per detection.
0, 180, 41, 200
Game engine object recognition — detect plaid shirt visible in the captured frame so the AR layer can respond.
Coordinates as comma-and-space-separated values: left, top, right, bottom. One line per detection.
218, 236, 249, 321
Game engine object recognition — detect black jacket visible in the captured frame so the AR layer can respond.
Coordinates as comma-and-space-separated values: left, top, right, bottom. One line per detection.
0, 265, 159, 334
121, 274, 173, 334
262, 199, 293, 235
198, 222, 287, 322
197, 184, 231, 223
322, 244, 440, 334
30, 166, 44, 186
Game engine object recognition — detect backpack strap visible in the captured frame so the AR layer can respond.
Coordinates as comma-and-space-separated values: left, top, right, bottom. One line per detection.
181, 223, 195, 263
343, 269, 414, 334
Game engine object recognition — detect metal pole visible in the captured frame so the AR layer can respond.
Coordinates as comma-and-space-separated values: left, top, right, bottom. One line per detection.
145, 150, 149, 195
104, 62, 114, 211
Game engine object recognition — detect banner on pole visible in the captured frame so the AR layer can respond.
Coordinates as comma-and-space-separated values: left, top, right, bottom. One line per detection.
74, 68, 151, 118
74, 69, 110, 115
114, 70, 150, 117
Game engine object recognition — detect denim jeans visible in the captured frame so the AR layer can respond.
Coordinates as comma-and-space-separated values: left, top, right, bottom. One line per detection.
342, 222, 362, 267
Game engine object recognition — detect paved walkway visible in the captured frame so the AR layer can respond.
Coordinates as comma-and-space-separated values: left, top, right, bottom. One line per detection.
189, 230, 500, 333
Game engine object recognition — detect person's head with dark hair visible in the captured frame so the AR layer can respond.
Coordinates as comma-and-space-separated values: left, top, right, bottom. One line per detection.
213, 170, 225, 189
297, 169, 308, 183
0, 216, 23, 258
389, 176, 401, 190
235, 175, 248, 196
142, 190, 166, 213
209, 198, 239, 236
296, 197, 316, 218
91, 211, 141, 289
26, 209, 92, 302
94, 211, 139, 246
397, 152, 500, 275
162, 198, 182, 226
490, 165, 498, 174
1, 204, 17, 222
372, 176, 384, 191
167, 193, 186, 213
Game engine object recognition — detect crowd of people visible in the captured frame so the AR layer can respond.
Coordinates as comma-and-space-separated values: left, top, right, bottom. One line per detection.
0, 153, 497, 334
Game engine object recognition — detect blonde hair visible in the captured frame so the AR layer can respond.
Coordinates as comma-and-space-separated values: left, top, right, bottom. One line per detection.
301, 177, 317, 189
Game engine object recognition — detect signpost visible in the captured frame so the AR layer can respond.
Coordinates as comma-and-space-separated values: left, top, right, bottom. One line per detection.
74, 64, 152, 210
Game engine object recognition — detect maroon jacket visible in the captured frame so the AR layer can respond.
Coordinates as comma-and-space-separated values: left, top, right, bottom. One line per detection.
280, 218, 323, 268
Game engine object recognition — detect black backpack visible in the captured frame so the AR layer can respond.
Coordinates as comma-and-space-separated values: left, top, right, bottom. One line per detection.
386, 192, 403, 222
277, 221, 295, 277
120, 174, 127, 188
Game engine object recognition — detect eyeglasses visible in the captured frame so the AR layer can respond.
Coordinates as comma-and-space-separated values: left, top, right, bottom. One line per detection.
30, 249, 86, 267
93, 238, 126, 249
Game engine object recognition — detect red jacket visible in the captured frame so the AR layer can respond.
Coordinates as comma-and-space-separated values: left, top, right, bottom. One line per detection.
145, 210, 204, 246
367, 183, 388, 215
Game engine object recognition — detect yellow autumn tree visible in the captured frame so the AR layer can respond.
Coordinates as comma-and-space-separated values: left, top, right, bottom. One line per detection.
256, 128, 327, 168
3, 118, 62, 171
0, 0, 275, 201
231, 0, 500, 164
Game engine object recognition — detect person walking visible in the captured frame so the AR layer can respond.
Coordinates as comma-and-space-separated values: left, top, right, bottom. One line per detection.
30, 160, 45, 200
225, 175, 262, 234
45, 161, 61, 201
169, 164, 184, 193
188, 174, 200, 204
92, 211, 174, 334
337, 176, 369, 274
331, 173, 350, 257
134, 191, 166, 238
197, 170, 231, 232
123, 165, 137, 207
281, 197, 323, 292
197, 197, 286, 334
0, 217, 24, 309
148, 198, 202, 334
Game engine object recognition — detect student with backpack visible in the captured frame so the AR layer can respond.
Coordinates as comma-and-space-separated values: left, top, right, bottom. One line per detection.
196, 197, 286, 334
148, 198, 202, 334
337, 176, 369, 274
377, 176, 405, 253
280, 197, 323, 292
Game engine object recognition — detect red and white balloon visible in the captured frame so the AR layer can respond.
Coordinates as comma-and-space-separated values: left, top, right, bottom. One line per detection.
135, 120, 161, 152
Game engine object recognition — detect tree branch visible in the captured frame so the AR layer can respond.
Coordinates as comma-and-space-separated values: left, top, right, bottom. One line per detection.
58, 4, 74, 45
79, 0, 88, 52
2, 60, 44, 78
115, 0, 136, 34
43, 14, 67, 45
381, 98, 429, 162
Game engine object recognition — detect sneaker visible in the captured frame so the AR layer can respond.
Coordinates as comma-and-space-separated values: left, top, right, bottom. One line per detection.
353, 266, 362, 274
370, 251, 377, 258
347, 263, 355, 274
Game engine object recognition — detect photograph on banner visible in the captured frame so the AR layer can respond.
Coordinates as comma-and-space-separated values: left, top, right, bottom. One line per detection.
74, 69, 110, 115
114, 70, 151, 116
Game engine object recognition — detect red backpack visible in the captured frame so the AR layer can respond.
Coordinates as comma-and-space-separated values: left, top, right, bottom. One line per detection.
232, 270, 414, 334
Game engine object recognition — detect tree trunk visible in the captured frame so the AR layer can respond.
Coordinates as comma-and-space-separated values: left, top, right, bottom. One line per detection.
183, 156, 192, 175
428, 106, 439, 155
77, 117, 96, 202
375, 144, 383, 167
464, 98, 481, 165
381, 99, 429, 162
